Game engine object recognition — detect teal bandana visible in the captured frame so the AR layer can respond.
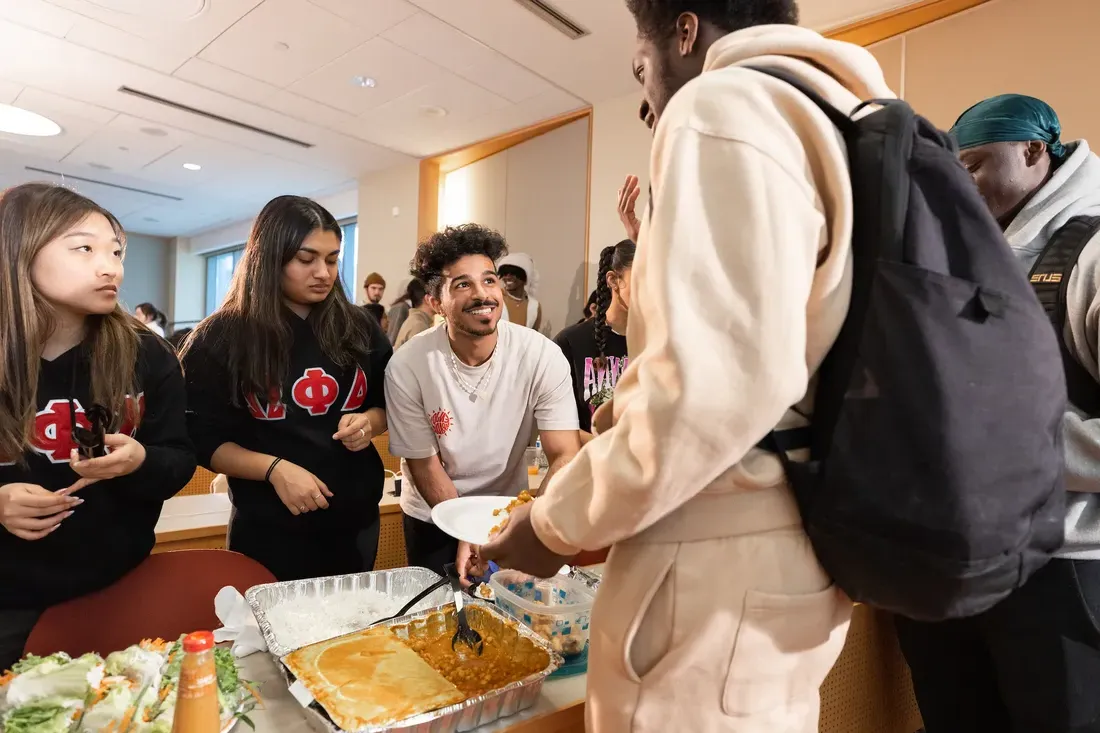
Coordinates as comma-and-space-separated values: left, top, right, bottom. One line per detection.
950, 94, 1067, 160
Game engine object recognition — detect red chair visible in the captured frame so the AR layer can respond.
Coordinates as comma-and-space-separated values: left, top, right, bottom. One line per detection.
24, 550, 276, 658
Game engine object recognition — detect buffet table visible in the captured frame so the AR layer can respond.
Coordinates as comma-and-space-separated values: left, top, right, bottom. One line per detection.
154, 480, 923, 733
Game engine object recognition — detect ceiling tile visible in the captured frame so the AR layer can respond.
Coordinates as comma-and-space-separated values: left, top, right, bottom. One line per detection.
382, 11, 499, 71
304, 0, 418, 37
173, 58, 281, 105
0, 78, 23, 104
62, 114, 193, 174
64, 16, 191, 73
197, 0, 369, 87
264, 89, 360, 130
13, 86, 117, 124
457, 52, 557, 104
0, 0, 76, 36
360, 73, 511, 136
288, 36, 443, 115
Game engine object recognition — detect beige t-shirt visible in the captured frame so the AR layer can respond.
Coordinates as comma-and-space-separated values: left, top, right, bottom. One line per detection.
384, 321, 578, 522
393, 309, 435, 350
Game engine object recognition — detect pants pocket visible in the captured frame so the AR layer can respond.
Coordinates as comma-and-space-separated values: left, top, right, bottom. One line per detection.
621, 546, 677, 684
722, 584, 847, 717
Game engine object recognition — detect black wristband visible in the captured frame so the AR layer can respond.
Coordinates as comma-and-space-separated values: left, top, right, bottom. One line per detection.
265, 457, 283, 483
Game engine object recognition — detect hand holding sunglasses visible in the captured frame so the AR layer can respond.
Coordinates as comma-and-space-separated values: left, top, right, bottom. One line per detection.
67, 432, 147, 490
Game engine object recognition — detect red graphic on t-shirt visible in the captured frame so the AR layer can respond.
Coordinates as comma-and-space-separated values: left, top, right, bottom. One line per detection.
33, 399, 89, 464
292, 367, 340, 416
429, 408, 453, 437
119, 393, 145, 436
245, 389, 287, 421
341, 366, 367, 412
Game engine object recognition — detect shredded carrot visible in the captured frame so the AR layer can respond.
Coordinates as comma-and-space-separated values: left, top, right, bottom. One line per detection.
244, 680, 265, 709
0, 670, 14, 687
140, 638, 168, 652
118, 705, 137, 732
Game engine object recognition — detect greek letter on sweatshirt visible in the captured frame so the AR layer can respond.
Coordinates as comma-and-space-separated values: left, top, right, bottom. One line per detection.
182, 311, 391, 532
0, 331, 196, 610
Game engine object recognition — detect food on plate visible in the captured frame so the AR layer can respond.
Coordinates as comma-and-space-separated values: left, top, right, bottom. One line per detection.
0, 638, 255, 733
283, 627, 466, 730
489, 491, 535, 538
397, 607, 550, 697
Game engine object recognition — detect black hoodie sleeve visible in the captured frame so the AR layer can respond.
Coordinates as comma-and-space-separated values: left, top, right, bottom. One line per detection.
118, 334, 197, 503
365, 312, 392, 411
180, 324, 249, 468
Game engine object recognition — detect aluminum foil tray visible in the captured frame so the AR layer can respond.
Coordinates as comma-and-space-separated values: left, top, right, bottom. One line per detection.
282, 599, 563, 733
246, 567, 452, 658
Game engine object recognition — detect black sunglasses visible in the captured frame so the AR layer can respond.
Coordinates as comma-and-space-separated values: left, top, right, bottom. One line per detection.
70, 402, 111, 460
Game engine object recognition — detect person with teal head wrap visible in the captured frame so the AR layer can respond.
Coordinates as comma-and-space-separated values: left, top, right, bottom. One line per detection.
895, 93, 1100, 733
950, 94, 1070, 228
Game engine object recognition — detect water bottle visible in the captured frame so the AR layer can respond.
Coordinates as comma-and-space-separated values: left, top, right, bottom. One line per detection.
535, 437, 548, 471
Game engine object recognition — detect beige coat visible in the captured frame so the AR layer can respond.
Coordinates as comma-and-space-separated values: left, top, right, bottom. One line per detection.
528, 24, 895, 732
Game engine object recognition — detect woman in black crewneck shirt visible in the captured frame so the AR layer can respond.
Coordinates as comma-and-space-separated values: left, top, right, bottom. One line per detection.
181, 196, 391, 581
0, 184, 195, 670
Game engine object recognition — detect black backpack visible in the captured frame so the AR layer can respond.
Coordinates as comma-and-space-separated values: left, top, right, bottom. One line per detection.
752, 67, 1067, 622
1028, 215, 1100, 415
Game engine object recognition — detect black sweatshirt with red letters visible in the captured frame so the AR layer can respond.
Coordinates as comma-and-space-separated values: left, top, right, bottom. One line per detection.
0, 332, 196, 610
182, 311, 391, 534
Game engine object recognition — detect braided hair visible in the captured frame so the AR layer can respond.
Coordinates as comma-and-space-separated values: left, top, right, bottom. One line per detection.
594, 239, 636, 369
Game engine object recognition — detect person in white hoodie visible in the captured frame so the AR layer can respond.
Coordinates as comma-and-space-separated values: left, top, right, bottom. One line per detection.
496, 252, 551, 337
481, 2, 896, 731
892, 95, 1100, 733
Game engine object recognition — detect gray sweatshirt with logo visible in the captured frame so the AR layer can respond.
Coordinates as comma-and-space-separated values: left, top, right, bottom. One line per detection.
1007, 140, 1100, 559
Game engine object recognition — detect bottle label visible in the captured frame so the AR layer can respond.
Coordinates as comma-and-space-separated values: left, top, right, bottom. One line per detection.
179, 672, 217, 699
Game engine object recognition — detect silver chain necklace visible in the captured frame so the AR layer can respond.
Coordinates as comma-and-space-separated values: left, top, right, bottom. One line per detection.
449, 350, 495, 403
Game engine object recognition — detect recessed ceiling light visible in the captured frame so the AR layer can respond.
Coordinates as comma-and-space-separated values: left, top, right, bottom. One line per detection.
0, 104, 61, 137
351, 75, 377, 88
420, 105, 448, 119
182, 162, 201, 171
140, 126, 168, 137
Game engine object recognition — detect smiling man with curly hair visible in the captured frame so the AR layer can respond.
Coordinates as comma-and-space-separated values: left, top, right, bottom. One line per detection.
383, 224, 580, 580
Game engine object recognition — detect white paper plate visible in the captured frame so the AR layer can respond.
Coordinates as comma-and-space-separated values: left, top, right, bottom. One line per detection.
431, 496, 514, 545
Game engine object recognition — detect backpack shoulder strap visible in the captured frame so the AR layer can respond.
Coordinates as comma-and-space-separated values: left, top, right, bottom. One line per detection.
1029, 215, 1100, 414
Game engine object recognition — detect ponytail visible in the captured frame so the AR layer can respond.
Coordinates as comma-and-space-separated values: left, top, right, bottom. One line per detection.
137, 302, 167, 329
593, 239, 636, 369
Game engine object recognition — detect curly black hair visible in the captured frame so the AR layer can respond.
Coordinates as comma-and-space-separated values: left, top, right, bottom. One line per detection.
594, 239, 636, 368
412, 224, 508, 298
626, 0, 798, 40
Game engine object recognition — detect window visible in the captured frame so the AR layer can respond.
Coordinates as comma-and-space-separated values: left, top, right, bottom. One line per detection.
339, 218, 357, 298
205, 246, 244, 316
202, 219, 358, 317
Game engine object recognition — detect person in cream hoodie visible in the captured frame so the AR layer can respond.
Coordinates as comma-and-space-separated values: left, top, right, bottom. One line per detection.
890, 95, 1100, 733
481, 2, 894, 731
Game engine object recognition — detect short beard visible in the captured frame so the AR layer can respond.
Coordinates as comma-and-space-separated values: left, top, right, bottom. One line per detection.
452, 318, 496, 338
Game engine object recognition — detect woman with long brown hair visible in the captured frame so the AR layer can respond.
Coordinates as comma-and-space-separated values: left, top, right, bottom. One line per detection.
181, 195, 391, 581
0, 183, 195, 669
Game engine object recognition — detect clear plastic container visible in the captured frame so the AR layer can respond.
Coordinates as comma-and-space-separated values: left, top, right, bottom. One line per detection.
489, 569, 595, 658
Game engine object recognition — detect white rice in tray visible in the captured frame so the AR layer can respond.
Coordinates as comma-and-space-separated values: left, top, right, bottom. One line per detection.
264, 588, 437, 651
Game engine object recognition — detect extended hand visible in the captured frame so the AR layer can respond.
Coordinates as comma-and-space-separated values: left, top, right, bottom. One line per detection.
0, 483, 80, 540
69, 433, 146, 483
479, 503, 571, 579
333, 413, 374, 452
617, 174, 642, 243
270, 461, 333, 516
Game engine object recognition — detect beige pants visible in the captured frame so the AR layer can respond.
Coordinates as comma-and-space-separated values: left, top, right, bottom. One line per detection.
586, 526, 852, 733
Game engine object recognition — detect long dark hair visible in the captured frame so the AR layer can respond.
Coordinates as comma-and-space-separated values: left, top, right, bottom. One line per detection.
182, 195, 372, 404
0, 183, 140, 461
594, 239, 636, 368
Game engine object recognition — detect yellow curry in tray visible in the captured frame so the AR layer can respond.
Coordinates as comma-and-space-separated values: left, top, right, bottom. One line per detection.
284, 606, 550, 729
